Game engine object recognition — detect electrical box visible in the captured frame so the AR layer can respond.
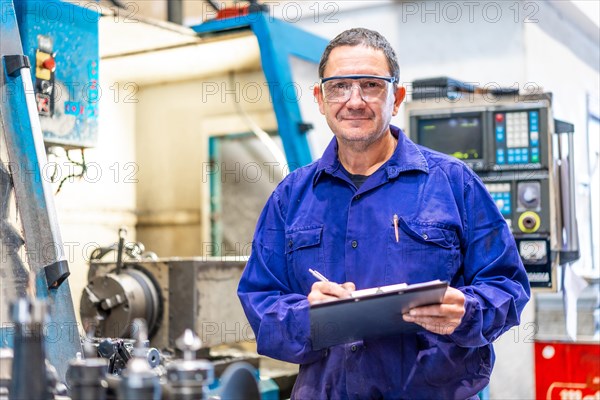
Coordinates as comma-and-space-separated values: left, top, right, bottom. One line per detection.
406, 92, 578, 290
15, 0, 100, 148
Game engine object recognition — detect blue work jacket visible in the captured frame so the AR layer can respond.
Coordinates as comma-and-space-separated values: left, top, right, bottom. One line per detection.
238, 125, 530, 399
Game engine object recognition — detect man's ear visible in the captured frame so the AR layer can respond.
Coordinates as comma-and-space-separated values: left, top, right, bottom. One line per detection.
314, 84, 326, 115
392, 86, 406, 116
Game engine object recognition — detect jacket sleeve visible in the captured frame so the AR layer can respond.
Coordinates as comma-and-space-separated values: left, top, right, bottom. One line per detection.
237, 191, 326, 364
450, 174, 531, 347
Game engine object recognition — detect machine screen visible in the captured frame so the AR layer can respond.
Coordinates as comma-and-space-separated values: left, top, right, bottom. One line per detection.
417, 114, 483, 160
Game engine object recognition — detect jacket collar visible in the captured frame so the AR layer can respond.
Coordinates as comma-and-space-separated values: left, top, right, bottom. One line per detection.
313, 125, 429, 185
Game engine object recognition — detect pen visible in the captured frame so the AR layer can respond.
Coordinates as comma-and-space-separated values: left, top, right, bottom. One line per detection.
393, 214, 399, 243
308, 268, 330, 282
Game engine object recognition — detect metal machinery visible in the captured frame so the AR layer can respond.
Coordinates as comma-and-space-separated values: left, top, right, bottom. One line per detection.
75, 230, 287, 397
406, 82, 600, 399
77, 251, 283, 398
1, 0, 326, 397
405, 83, 580, 290
80, 255, 250, 351
1, 0, 106, 396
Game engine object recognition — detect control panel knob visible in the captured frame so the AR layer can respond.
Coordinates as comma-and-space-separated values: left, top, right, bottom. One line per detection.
518, 211, 541, 233
518, 182, 541, 210
522, 187, 538, 204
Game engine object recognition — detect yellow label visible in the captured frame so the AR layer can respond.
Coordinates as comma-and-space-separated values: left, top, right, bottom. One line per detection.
35, 50, 51, 81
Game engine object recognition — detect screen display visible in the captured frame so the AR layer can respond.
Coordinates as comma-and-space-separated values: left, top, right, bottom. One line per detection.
417, 114, 483, 160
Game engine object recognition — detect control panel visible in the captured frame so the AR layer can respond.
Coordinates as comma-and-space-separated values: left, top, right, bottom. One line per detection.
481, 175, 550, 235
486, 183, 512, 218
494, 110, 542, 166
15, 0, 100, 148
407, 92, 578, 290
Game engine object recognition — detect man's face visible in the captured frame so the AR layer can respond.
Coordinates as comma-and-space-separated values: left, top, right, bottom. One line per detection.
314, 45, 405, 148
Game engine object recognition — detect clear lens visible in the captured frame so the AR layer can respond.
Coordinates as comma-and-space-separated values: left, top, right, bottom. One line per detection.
322, 76, 392, 103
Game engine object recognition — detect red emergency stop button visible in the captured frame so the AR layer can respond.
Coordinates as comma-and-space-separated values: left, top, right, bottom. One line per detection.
495, 113, 504, 123
42, 57, 56, 72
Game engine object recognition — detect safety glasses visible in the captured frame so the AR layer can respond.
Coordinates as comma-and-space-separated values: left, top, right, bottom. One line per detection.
320, 75, 396, 103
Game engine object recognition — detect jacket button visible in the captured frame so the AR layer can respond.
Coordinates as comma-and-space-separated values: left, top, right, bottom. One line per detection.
351, 240, 358, 248
355, 194, 361, 200
351, 345, 357, 352
422, 233, 428, 240
288, 240, 293, 248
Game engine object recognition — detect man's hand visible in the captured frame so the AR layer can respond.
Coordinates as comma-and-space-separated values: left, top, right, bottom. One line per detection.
307, 281, 356, 305
402, 286, 466, 335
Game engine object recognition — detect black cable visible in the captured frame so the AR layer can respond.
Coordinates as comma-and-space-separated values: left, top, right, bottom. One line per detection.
55, 149, 87, 194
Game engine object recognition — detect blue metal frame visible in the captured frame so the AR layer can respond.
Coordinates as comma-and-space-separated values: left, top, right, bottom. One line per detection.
192, 12, 328, 169
0, 0, 82, 381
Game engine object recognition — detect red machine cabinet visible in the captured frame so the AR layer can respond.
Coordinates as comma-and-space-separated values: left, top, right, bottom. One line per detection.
535, 340, 600, 399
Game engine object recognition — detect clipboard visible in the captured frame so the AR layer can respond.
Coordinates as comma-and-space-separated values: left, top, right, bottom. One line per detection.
309, 280, 448, 350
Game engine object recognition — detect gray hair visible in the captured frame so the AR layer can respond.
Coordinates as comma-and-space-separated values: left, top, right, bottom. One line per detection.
318, 28, 400, 81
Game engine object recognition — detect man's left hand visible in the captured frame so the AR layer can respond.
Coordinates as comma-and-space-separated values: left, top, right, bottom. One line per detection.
402, 287, 466, 335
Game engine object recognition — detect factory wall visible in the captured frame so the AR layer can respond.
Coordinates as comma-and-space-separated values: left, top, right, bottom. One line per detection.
134, 69, 278, 258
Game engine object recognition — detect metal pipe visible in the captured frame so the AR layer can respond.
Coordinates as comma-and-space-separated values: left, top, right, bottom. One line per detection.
585, 94, 598, 270
553, 119, 580, 264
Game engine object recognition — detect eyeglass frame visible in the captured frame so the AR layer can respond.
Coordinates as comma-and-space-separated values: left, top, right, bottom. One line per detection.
319, 75, 397, 103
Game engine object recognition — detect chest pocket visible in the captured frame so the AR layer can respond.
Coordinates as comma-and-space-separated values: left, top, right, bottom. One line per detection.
285, 225, 324, 294
386, 218, 460, 284
399, 218, 456, 249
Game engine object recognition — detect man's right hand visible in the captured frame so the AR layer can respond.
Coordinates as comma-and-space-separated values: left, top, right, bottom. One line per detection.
307, 281, 356, 304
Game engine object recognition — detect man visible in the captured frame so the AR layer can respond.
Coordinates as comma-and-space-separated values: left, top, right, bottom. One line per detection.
238, 28, 530, 399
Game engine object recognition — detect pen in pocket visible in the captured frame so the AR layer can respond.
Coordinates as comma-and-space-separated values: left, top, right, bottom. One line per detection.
393, 214, 399, 243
